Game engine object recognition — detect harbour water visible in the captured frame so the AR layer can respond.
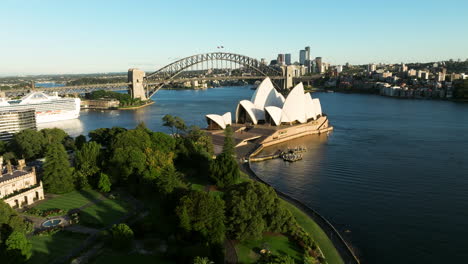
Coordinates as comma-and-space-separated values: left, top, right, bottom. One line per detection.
43, 86, 468, 263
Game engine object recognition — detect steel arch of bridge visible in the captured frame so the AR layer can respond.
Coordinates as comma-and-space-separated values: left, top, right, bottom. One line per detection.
145, 52, 284, 97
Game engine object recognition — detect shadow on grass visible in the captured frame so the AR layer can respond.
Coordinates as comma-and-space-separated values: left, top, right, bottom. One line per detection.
77, 190, 132, 229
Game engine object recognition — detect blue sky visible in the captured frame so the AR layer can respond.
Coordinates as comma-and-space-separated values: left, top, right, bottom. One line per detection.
1, 0, 467, 75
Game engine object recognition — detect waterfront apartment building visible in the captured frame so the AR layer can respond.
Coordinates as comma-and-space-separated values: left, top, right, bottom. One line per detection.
421, 71, 429, 80
0, 158, 44, 209
368, 64, 377, 72
0, 109, 37, 141
437, 72, 446, 82
336, 65, 343, 74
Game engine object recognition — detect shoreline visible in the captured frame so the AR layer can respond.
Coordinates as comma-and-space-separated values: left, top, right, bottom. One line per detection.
118, 101, 155, 110
241, 152, 361, 264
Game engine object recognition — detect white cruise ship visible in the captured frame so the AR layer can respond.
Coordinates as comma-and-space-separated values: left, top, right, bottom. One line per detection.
0, 92, 80, 124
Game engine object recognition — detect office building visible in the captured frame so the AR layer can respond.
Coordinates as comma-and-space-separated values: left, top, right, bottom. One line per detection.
299, 50, 306, 65
316, 57, 323, 73
285, 53, 292, 65
0, 109, 37, 141
305, 46, 311, 61
277, 54, 285, 66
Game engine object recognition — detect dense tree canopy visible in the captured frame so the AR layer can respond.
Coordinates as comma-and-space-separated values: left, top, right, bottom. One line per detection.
75, 141, 102, 187
89, 127, 127, 148
43, 143, 74, 194
209, 126, 239, 188
41, 128, 67, 144
3, 231, 32, 263
176, 191, 225, 244
0, 201, 31, 263
224, 181, 295, 241
74, 135, 87, 150
109, 223, 134, 250
98, 173, 112, 193
10, 129, 46, 160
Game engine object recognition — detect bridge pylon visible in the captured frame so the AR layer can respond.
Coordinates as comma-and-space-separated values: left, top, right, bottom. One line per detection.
128, 68, 147, 100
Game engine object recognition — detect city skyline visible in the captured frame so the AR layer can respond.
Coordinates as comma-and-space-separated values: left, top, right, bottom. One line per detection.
1, 0, 468, 75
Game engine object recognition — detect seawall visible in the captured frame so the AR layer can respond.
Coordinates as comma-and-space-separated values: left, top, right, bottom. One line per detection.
241, 158, 361, 264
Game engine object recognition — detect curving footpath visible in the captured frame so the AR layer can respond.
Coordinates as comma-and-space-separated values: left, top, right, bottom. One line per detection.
241, 161, 361, 264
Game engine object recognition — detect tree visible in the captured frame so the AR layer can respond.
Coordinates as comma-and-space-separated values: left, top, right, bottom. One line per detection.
97, 173, 111, 193
0, 200, 32, 235
73, 170, 90, 189
224, 182, 283, 241
110, 223, 134, 250
43, 143, 74, 194
174, 116, 187, 134
209, 126, 239, 188
75, 135, 87, 150
153, 165, 181, 195
176, 191, 225, 244
222, 126, 235, 156
256, 252, 296, 264
0, 140, 6, 155
75, 141, 101, 186
162, 114, 176, 135
3, 231, 32, 263
151, 131, 176, 154
11, 129, 46, 159
193, 256, 214, 264
110, 128, 152, 183
41, 128, 67, 144
89, 127, 126, 148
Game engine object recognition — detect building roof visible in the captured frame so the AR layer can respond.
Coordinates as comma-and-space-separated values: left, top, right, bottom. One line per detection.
205, 112, 232, 129
0, 170, 30, 184
281, 83, 307, 124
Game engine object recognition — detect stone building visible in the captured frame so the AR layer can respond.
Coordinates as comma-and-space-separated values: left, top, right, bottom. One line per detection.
0, 158, 44, 209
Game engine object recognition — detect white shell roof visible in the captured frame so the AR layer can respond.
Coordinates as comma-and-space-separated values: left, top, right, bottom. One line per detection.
206, 112, 232, 129
312, 98, 322, 119
280, 83, 307, 124
264, 106, 282, 126
234, 78, 323, 126
304, 93, 315, 120
236, 100, 260, 124
250, 77, 285, 109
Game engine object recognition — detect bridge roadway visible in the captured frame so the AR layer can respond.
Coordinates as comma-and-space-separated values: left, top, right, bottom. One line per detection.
4, 74, 321, 97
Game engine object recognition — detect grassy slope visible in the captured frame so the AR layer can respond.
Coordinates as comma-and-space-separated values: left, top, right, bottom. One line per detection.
27, 231, 89, 264
236, 234, 303, 264
79, 198, 131, 228
284, 202, 344, 264
34, 189, 102, 211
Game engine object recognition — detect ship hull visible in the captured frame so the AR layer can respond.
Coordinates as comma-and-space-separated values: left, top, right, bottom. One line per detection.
0, 97, 81, 124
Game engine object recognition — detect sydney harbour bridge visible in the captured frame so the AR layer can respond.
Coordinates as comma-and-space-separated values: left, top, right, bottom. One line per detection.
6, 52, 321, 98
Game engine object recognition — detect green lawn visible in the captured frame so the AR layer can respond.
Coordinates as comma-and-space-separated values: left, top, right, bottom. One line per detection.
284, 202, 344, 264
27, 231, 89, 264
90, 249, 174, 264
79, 198, 132, 228
236, 234, 303, 264
34, 189, 102, 211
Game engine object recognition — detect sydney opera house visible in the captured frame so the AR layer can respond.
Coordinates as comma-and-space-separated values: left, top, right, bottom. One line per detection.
205, 77, 332, 150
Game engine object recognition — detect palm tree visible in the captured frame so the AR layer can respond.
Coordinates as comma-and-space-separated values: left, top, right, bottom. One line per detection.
193, 256, 214, 264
